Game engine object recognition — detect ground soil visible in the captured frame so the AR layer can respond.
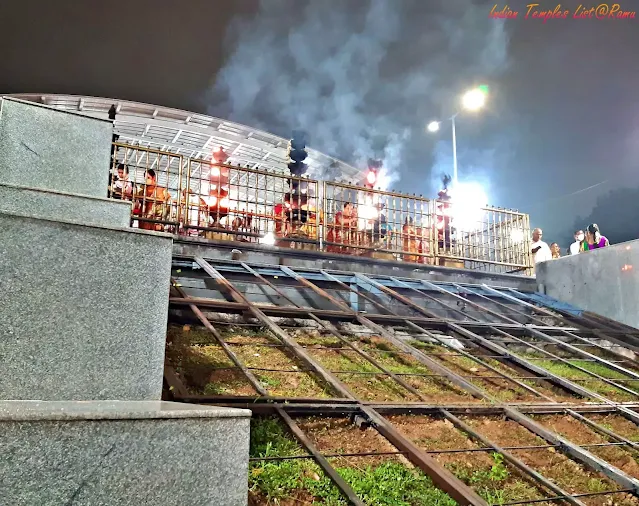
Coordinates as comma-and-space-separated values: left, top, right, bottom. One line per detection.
587, 414, 639, 442
296, 417, 408, 469
388, 415, 551, 505
165, 324, 336, 398
412, 340, 583, 403
533, 414, 639, 480
463, 416, 639, 506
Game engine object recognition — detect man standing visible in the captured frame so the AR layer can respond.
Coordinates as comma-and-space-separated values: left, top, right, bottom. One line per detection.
569, 229, 584, 255
531, 228, 552, 264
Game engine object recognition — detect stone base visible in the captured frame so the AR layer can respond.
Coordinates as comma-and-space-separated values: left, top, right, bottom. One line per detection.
0, 211, 173, 401
0, 182, 131, 228
0, 400, 251, 506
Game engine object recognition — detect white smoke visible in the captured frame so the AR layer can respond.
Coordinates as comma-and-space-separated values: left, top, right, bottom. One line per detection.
209, 0, 509, 191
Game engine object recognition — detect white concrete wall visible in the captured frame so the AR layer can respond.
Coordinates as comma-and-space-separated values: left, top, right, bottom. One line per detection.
536, 239, 639, 329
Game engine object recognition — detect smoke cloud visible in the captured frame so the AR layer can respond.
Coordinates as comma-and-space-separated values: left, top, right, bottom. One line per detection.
209, 0, 509, 192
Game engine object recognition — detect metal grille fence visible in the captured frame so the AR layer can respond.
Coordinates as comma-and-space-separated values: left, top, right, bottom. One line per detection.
433, 200, 533, 274
108, 143, 533, 273
322, 182, 435, 264
108, 143, 184, 232
182, 158, 320, 247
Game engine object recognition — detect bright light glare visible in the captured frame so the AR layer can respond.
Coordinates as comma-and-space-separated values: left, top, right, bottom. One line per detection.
511, 229, 525, 243
462, 88, 486, 111
358, 204, 379, 231
261, 232, 276, 246
448, 182, 487, 231
366, 170, 377, 186
427, 121, 440, 133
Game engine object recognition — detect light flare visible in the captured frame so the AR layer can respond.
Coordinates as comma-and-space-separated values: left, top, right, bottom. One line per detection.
447, 181, 488, 232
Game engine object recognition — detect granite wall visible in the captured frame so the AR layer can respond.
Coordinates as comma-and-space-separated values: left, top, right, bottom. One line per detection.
0, 212, 173, 400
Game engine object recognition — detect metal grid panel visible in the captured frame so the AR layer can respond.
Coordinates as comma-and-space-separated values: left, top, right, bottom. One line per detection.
166, 256, 639, 505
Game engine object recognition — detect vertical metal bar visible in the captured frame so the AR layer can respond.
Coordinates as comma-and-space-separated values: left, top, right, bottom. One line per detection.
276, 407, 366, 506
440, 409, 586, 506
171, 278, 268, 396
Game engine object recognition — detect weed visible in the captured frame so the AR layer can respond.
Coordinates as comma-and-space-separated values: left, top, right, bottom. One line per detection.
203, 383, 225, 395
587, 478, 609, 493
488, 453, 509, 481
256, 374, 282, 389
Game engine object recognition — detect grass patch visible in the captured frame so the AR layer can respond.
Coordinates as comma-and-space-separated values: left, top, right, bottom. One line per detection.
446, 453, 542, 505
249, 418, 456, 506
520, 354, 637, 402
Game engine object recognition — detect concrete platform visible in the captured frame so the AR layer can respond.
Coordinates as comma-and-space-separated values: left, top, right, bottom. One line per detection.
0, 211, 173, 401
536, 239, 639, 329
0, 400, 251, 506
0, 182, 131, 228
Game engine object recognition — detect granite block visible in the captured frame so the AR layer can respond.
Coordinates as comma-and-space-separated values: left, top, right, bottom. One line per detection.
0, 400, 251, 506
0, 98, 112, 197
0, 211, 173, 401
536, 239, 639, 329
0, 182, 131, 228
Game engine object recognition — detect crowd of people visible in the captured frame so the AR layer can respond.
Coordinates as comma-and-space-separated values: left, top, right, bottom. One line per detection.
108, 162, 472, 265
530, 224, 610, 266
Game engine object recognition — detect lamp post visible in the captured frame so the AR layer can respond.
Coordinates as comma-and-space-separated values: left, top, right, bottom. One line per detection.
427, 86, 488, 186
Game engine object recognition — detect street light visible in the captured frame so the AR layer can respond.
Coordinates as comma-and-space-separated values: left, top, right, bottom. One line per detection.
427, 121, 440, 133
428, 86, 488, 186
461, 88, 487, 111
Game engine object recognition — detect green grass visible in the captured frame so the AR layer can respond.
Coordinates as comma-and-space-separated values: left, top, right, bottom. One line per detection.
520, 354, 637, 401
446, 453, 543, 505
249, 418, 457, 506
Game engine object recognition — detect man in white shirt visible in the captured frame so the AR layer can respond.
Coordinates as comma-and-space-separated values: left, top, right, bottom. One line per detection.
531, 228, 552, 264
569, 229, 584, 255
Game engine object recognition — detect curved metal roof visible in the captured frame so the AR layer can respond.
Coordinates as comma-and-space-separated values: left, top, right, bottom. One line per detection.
6, 94, 363, 183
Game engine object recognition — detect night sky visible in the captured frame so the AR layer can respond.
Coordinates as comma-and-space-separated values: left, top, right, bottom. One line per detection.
2, 0, 638, 248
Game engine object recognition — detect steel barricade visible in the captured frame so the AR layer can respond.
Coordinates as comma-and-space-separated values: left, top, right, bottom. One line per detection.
182, 159, 321, 248
109, 143, 184, 232
432, 200, 533, 273
322, 182, 435, 263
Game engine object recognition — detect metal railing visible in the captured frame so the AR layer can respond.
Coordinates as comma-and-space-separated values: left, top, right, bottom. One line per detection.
182, 158, 320, 247
322, 181, 435, 264
433, 200, 533, 274
108, 143, 533, 274
108, 143, 184, 232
